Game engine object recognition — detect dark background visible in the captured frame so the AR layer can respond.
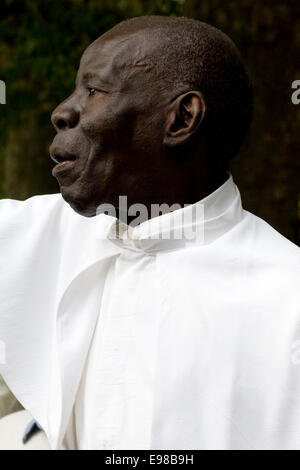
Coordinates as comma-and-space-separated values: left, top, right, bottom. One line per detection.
0, 0, 299, 244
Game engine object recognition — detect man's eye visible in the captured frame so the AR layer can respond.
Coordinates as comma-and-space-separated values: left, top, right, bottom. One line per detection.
88, 88, 96, 96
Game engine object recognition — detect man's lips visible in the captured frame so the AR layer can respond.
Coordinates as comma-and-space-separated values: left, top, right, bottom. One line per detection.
50, 148, 77, 165
50, 148, 77, 178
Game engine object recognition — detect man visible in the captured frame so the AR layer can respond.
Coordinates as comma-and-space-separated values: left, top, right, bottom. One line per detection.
0, 15, 299, 450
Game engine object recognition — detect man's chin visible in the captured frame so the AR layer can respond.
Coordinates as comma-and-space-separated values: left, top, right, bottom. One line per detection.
60, 186, 98, 218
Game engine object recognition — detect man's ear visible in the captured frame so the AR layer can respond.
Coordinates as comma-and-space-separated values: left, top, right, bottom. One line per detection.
163, 91, 206, 148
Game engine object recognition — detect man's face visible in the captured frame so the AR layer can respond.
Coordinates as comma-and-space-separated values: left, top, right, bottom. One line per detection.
50, 31, 168, 216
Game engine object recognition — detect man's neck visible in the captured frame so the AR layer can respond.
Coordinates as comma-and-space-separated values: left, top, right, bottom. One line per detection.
114, 171, 229, 227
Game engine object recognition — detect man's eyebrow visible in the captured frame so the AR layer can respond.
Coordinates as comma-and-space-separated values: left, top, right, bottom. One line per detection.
76, 72, 110, 86
82, 72, 100, 81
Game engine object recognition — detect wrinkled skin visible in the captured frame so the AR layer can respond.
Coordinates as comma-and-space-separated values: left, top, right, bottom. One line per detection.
50, 24, 223, 219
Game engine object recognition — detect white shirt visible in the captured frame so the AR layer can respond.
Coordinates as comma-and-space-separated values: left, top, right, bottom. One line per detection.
72, 249, 160, 450
1, 175, 300, 450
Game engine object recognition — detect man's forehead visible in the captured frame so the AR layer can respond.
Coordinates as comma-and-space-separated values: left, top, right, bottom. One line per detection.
77, 31, 155, 84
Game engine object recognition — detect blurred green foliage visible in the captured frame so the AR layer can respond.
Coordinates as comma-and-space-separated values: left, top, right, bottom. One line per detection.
0, 0, 182, 122
0, 0, 299, 243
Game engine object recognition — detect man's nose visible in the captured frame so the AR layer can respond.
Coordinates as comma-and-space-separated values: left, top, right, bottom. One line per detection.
51, 98, 80, 131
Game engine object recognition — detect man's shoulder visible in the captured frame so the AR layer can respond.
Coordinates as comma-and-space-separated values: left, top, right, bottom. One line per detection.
0, 193, 73, 241
246, 210, 299, 252
0, 193, 63, 213
0, 192, 83, 227
242, 210, 300, 274
0, 193, 107, 248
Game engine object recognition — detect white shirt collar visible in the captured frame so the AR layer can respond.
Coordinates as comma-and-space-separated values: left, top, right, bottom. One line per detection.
96, 173, 244, 254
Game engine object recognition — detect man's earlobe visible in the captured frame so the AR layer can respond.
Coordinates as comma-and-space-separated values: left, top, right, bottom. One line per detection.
163, 91, 206, 148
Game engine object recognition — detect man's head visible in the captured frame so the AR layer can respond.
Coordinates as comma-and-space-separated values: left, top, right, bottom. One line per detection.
50, 15, 252, 217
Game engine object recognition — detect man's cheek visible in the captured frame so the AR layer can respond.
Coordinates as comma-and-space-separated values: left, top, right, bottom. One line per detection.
81, 111, 117, 140
80, 113, 103, 136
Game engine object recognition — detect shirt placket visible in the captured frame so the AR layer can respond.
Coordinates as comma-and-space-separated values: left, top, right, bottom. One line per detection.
91, 242, 159, 449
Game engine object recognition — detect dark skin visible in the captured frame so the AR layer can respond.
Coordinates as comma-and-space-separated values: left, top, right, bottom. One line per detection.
50, 26, 227, 220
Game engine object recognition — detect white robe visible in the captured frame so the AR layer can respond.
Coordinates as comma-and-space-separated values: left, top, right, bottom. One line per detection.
0, 175, 300, 450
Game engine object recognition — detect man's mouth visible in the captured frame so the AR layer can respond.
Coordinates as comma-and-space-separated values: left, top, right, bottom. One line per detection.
50, 149, 77, 177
